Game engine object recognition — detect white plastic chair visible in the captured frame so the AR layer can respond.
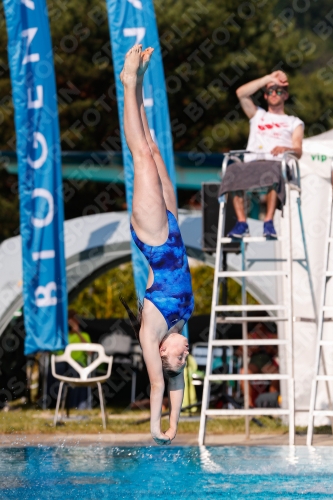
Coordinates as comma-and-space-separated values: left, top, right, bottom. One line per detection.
51, 343, 113, 429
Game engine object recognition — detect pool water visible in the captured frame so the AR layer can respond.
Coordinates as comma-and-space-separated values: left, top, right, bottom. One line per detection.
0, 446, 332, 499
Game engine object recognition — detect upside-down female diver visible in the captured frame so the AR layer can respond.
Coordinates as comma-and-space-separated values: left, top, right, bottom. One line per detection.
120, 44, 194, 445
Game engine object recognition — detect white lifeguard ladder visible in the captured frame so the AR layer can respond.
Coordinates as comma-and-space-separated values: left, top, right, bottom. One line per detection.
307, 160, 333, 446
198, 151, 314, 446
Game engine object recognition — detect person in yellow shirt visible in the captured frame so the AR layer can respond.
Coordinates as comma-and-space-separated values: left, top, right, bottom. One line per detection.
51, 310, 92, 409
67, 309, 91, 367
182, 354, 198, 413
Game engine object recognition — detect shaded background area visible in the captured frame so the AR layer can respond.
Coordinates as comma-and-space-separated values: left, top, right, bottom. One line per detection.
0, 259, 276, 409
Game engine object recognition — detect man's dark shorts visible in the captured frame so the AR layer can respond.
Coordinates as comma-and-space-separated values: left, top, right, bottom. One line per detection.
218, 160, 285, 210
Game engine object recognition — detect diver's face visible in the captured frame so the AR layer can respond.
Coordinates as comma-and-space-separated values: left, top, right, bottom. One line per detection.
160, 333, 189, 372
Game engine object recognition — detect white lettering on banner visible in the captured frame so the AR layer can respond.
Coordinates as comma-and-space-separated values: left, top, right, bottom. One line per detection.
35, 282, 57, 307
27, 85, 43, 109
32, 250, 55, 261
143, 88, 153, 107
22, 28, 40, 64
27, 132, 48, 169
31, 188, 54, 227
123, 27, 146, 44
127, 0, 142, 9
21, 0, 35, 9
150, 129, 157, 144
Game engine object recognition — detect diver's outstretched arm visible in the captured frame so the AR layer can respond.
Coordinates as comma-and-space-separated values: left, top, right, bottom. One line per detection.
165, 373, 184, 441
140, 329, 171, 445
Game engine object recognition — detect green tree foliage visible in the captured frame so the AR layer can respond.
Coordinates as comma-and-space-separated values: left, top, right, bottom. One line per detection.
69, 263, 137, 319
0, 169, 19, 240
156, 0, 305, 151
274, 0, 333, 34
0, 0, 333, 257
0, 0, 118, 153
46, 0, 118, 151
0, 10, 14, 151
69, 262, 257, 318
158, 0, 333, 152
0, 0, 332, 154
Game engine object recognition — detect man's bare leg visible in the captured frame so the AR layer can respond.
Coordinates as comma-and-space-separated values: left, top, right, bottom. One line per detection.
233, 188, 277, 222
232, 191, 247, 222
121, 44, 168, 246
265, 188, 277, 221
136, 48, 178, 219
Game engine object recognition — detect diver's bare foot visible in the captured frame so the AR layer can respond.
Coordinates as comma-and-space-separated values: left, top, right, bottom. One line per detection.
138, 47, 154, 79
120, 44, 142, 87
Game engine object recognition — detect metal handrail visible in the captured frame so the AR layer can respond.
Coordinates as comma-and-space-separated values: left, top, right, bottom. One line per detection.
221, 150, 301, 192
281, 151, 301, 192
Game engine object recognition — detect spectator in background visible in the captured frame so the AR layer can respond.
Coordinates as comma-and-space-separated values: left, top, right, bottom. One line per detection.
67, 309, 91, 366
66, 309, 92, 409
219, 70, 304, 238
238, 323, 280, 408
49, 310, 92, 410
182, 354, 198, 413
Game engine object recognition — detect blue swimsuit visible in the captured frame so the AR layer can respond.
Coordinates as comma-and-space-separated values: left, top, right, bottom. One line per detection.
130, 210, 194, 331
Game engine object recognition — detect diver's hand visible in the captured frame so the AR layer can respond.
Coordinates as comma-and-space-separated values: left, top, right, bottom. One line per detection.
152, 431, 171, 445
165, 427, 177, 441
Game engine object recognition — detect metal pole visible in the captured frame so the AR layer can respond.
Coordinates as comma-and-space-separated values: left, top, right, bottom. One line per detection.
87, 353, 92, 410
318, 188, 333, 431
42, 352, 49, 411
241, 239, 250, 439
222, 250, 229, 408
307, 187, 333, 444
198, 199, 226, 445
321, 353, 333, 432
285, 183, 295, 445
222, 251, 227, 305
297, 197, 317, 321
295, 192, 333, 424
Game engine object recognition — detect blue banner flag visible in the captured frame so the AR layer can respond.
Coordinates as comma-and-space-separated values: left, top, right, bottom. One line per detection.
4, 0, 68, 354
106, 0, 177, 299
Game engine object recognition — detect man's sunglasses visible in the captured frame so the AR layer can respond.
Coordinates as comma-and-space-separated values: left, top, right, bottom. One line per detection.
266, 87, 286, 96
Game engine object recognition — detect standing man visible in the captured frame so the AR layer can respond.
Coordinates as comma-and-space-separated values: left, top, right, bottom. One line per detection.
219, 70, 304, 238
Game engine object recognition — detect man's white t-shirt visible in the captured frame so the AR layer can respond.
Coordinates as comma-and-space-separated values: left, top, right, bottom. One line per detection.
245, 107, 304, 162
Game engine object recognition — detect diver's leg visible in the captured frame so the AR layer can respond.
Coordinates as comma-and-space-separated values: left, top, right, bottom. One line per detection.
136, 48, 177, 218
121, 44, 168, 245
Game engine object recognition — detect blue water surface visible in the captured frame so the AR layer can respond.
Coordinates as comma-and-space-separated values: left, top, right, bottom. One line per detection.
0, 446, 332, 499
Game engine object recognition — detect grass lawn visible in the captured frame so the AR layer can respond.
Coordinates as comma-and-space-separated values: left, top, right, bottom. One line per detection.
0, 406, 317, 436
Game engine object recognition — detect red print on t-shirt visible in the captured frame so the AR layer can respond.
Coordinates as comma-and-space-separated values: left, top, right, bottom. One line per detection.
258, 122, 288, 131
